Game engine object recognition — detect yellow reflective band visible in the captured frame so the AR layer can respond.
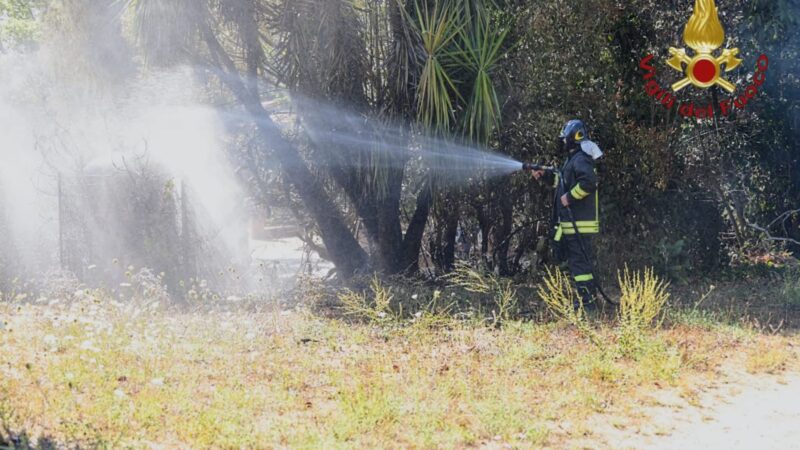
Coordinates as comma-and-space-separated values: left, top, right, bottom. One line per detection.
556, 223, 599, 237
553, 172, 560, 189
596, 190, 599, 218
560, 221, 599, 231
575, 274, 594, 282
554, 226, 563, 242
562, 228, 599, 235
571, 184, 590, 200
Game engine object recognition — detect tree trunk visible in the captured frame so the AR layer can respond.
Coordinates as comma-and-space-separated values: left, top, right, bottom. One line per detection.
441, 210, 459, 272
475, 204, 491, 262
431, 195, 459, 273
374, 164, 405, 273
401, 181, 432, 274
492, 180, 514, 276
202, 26, 369, 278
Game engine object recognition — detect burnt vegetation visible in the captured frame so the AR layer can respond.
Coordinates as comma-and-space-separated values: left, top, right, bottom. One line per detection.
0, 0, 798, 297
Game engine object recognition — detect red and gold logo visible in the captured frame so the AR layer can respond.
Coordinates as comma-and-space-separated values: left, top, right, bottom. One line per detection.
667, 0, 742, 92
638, 0, 769, 119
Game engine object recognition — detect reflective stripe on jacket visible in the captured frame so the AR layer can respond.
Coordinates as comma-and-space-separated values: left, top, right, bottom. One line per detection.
552, 149, 599, 241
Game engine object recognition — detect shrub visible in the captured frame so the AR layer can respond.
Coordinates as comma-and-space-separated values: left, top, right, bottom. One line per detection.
617, 266, 670, 355
447, 262, 518, 325
338, 276, 399, 324
536, 267, 601, 346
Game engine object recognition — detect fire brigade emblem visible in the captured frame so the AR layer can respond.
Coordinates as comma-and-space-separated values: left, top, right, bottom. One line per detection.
668, 0, 742, 93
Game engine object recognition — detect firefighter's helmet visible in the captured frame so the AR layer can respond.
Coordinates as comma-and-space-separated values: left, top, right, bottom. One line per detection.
559, 120, 588, 149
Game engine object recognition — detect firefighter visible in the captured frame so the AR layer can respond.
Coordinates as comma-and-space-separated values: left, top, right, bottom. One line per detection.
532, 120, 603, 309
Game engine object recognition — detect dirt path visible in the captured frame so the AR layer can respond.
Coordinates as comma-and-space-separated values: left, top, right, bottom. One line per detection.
575, 365, 800, 449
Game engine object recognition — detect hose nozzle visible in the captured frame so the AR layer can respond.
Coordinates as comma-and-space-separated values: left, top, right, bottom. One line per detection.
522, 163, 555, 172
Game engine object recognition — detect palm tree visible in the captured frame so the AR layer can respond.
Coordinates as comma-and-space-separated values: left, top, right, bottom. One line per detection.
128, 0, 369, 277
123, 0, 510, 278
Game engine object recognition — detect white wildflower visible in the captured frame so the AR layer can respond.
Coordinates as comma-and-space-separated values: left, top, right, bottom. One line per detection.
44, 334, 58, 350
80, 340, 99, 353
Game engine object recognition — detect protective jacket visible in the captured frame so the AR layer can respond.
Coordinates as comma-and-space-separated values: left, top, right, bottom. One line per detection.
548, 148, 600, 242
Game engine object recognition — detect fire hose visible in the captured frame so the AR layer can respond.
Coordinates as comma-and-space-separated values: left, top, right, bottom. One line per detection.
523, 163, 618, 306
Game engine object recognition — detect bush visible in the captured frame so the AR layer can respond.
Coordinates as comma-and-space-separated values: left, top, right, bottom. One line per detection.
537, 265, 673, 357
617, 266, 670, 356
447, 262, 519, 325
536, 267, 601, 346
338, 276, 400, 324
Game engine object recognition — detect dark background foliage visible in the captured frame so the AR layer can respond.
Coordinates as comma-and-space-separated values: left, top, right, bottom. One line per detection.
1, 0, 798, 289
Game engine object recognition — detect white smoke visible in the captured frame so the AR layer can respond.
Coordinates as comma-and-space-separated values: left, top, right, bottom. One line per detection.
0, 48, 248, 281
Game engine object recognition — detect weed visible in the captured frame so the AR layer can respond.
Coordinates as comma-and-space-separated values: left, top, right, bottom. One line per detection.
577, 351, 623, 384
0, 278, 32, 303
536, 267, 601, 347
447, 263, 518, 325
338, 276, 400, 324
617, 266, 670, 356
0, 286, 794, 448
745, 343, 791, 374
338, 276, 461, 330
334, 380, 399, 441
666, 307, 755, 341
631, 337, 682, 383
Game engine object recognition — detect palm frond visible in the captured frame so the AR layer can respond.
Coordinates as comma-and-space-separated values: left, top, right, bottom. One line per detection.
454, 11, 509, 144
406, 0, 465, 133
265, 0, 367, 102
213, 0, 268, 78
124, 0, 207, 66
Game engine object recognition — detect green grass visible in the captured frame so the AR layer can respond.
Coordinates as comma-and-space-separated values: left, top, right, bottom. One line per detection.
0, 296, 796, 449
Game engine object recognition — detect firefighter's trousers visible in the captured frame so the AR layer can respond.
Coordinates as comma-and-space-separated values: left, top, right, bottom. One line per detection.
562, 235, 596, 305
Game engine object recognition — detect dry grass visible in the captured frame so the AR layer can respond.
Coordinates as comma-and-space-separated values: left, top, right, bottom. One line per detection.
0, 295, 796, 449
745, 340, 794, 374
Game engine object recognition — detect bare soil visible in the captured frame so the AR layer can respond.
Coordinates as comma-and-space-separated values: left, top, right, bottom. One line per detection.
575, 361, 800, 449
